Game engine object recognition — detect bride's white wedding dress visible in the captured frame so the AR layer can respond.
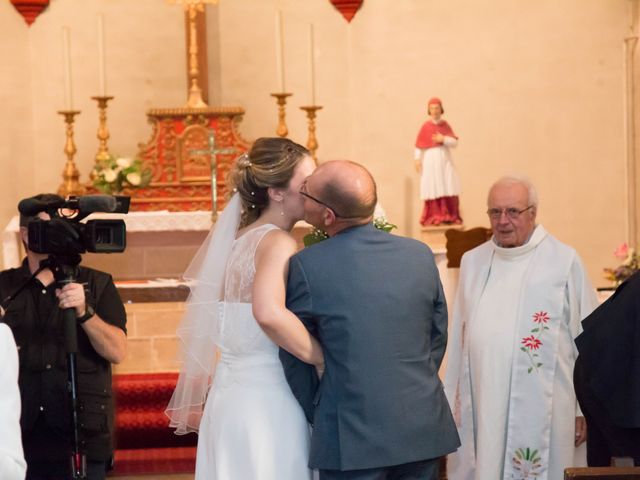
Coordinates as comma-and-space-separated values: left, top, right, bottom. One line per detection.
194, 223, 312, 480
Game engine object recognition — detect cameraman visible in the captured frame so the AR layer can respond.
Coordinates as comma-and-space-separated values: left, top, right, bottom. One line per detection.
0, 194, 127, 480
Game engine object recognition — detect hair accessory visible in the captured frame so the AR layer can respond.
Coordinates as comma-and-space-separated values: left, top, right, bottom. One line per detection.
238, 153, 251, 169
250, 204, 256, 209
251, 191, 255, 196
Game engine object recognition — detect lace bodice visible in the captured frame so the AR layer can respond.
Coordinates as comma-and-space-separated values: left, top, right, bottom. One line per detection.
224, 223, 277, 302
217, 224, 280, 354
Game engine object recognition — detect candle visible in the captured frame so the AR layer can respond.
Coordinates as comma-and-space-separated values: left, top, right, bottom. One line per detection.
98, 14, 106, 96
308, 24, 316, 105
62, 27, 73, 110
275, 11, 285, 92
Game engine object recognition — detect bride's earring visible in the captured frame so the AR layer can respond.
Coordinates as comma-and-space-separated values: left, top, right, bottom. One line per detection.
278, 193, 286, 216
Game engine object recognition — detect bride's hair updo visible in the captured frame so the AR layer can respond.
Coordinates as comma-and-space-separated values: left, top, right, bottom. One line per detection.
228, 137, 310, 227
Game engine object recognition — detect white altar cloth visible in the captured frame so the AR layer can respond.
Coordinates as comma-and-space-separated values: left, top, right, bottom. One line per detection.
2, 210, 214, 269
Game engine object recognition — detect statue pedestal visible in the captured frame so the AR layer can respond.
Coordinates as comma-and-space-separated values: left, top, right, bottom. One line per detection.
420, 224, 464, 251
132, 106, 250, 212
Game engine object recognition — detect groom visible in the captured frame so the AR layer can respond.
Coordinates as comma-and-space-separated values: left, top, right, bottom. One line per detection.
280, 160, 460, 480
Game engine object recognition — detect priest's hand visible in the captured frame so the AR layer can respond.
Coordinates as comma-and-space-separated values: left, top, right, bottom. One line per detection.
414, 159, 422, 174
432, 132, 444, 144
575, 416, 587, 447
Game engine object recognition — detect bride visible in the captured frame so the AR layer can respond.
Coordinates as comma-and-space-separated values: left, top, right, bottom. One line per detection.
165, 137, 323, 479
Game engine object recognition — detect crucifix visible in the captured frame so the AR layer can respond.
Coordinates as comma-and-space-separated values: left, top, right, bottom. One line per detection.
190, 129, 238, 220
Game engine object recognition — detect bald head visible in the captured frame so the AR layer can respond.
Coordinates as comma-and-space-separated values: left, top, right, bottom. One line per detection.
313, 160, 377, 221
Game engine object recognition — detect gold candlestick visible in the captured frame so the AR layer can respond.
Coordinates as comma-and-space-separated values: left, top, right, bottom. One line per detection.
91, 95, 114, 171
300, 105, 322, 162
57, 110, 86, 197
270, 92, 292, 137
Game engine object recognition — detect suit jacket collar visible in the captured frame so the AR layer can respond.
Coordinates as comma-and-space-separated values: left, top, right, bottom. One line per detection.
332, 222, 375, 238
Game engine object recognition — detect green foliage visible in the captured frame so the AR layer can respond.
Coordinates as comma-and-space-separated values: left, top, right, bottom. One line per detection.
302, 217, 397, 247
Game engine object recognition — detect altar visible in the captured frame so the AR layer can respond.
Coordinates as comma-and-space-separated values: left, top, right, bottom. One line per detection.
2, 210, 212, 278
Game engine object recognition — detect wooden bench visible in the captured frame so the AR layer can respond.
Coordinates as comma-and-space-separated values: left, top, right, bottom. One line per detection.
564, 467, 640, 479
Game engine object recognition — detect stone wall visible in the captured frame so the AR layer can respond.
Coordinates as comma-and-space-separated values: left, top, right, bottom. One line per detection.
114, 301, 184, 374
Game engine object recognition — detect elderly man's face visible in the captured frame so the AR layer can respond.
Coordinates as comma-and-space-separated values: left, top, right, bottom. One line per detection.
488, 183, 536, 248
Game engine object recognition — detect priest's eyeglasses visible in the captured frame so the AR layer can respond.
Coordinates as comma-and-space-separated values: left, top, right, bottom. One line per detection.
486, 206, 534, 220
299, 180, 344, 218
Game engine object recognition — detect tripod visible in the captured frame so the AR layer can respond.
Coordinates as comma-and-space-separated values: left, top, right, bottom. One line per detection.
49, 254, 87, 479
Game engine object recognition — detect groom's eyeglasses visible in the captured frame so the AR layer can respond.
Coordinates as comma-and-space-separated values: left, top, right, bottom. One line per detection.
299, 181, 345, 218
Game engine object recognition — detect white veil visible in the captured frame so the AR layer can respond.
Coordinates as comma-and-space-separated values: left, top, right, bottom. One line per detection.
165, 193, 242, 434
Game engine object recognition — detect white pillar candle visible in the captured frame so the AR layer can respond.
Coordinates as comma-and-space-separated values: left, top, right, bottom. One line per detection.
62, 27, 73, 110
308, 24, 316, 105
275, 11, 285, 92
98, 14, 106, 96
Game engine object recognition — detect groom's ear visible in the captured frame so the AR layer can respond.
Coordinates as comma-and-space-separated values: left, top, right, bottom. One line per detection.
322, 208, 336, 227
267, 187, 285, 203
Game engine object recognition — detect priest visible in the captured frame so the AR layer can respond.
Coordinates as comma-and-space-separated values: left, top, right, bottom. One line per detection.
444, 176, 598, 480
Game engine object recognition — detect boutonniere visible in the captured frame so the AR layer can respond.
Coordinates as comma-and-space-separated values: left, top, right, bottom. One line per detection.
302, 217, 397, 247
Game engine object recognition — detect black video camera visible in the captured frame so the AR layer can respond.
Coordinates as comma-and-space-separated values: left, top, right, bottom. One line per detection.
18, 194, 130, 255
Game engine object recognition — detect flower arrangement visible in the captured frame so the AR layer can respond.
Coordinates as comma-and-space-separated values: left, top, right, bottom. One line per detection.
92, 155, 152, 194
302, 217, 397, 247
603, 242, 639, 286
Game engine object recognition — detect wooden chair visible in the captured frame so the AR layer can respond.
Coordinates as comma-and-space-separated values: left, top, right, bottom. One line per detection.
564, 467, 640, 479
444, 227, 492, 268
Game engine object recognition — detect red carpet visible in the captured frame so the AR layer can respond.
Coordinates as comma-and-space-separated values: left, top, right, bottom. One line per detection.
109, 446, 197, 476
109, 373, 198, 476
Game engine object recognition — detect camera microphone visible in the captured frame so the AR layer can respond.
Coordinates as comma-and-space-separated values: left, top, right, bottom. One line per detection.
18, 195, 65, 216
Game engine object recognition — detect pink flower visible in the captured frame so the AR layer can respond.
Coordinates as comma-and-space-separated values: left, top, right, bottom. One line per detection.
532, 311, 550, 324
522, 335, 542, 350
614, 242, 629, 260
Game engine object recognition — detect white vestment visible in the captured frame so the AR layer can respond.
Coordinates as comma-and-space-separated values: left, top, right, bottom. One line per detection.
444, 226, 597, 480
414, 136, 460, 201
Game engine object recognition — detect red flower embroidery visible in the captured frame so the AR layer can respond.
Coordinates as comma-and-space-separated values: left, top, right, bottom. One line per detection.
521, 335, 542, 350
532, 311, 550, 324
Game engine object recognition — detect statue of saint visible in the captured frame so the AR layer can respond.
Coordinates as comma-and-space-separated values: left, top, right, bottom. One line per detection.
414, 97, 462, 226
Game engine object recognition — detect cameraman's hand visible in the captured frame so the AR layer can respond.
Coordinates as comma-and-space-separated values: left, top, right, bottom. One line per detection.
56, 283, 86, 318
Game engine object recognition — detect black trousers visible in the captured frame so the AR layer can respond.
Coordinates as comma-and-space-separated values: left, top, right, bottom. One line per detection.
26, 459, 108, 480
319, 457, 440, 480
574, 357, 640, 466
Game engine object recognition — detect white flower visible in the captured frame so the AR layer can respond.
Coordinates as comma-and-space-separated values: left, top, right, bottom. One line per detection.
126, 172, 141, 186
116, 157, 132, 168
103, 168, 117, 183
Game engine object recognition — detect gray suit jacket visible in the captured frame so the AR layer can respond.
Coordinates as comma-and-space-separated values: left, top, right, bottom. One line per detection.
280, 223, 460, 471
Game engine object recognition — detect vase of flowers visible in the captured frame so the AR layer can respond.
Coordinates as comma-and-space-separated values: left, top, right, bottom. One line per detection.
303, 216, 397, 247
92, 155, 152, 194
603, 242, 639, 287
